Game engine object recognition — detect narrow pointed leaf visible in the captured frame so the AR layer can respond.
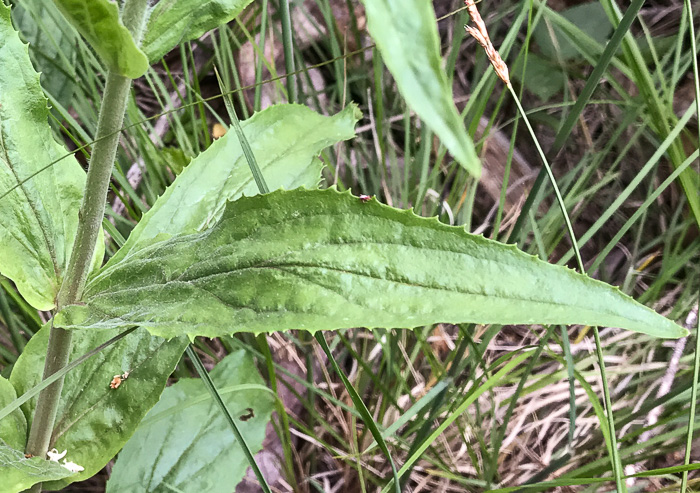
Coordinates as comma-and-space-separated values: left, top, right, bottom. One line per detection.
360, 0, 480, 176
55, 189, 686, 339
0, 444, 74, 493
108, 103, 361, 266
143, 0, 256, 63
0, 3, 102, 311
106, 351, 274, 493
10, 324, 187, 489
0, 376, 26, 451
51, 0, 148, 78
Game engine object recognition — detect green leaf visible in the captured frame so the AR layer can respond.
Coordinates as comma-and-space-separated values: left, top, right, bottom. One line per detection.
106, 351, 274, 493
11, 0, 77, 108
51, 0, 148, 78
9, 324, 187, 489
7, 103, 350, 489
107, 103, 361, 267
0, 3, 103, 311
534, 2, 613, 61
0, 444, 74, 493
0, 377, 26, 451
143, 0, 255, 63
55, 189, 687, 340
359, 0, 480, 176
513, 54, 565, 101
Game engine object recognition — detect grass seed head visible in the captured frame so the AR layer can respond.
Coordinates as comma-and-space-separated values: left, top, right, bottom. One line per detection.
464, 0, 510, 86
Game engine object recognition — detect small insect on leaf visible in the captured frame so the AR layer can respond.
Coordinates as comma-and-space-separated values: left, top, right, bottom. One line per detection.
110, 370, 130, 389
359, 194, 372, 202
239, 407, 255, 421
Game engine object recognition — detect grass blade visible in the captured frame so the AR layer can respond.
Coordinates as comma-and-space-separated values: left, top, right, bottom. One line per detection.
315, 332, 401, 493
185, 346, 272, 493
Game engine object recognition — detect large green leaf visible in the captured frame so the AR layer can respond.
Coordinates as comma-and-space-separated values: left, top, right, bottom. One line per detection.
0, 3, 102, 311
143, 0, 255, 63
106, 351, 274, 493
12, 0, 77, 108
55, 189, 686, 339
0, 444, 74, 493
51, 0, 148, 78
108, 103, 361, 267
9, 324, 187, 489
359, 0, 480, 176
0, 377, 26, 451
6, 103, 351, 489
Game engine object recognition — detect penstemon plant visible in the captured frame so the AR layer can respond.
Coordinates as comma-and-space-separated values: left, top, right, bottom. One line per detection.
0, 0, 688, 492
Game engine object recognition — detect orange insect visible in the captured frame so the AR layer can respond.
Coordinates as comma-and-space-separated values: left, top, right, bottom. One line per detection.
109, 371, 130, 389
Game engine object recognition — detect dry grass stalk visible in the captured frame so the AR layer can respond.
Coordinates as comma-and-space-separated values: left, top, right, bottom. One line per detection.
464, 0, 510, 86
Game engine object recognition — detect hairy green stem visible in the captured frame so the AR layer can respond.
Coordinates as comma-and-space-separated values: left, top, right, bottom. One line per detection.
24, 0, 149, 486
57, 71, 132, 305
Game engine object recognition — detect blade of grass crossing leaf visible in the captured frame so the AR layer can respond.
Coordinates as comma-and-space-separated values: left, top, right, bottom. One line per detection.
0, 327, 136, 423
681, 3, 700, 491
215, 67, 270, 194
185, 346, 272, 493
316, 332, 401, 493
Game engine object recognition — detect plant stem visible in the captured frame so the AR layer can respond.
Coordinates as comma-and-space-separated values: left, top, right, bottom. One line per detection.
680, 0, 700, 490
56, 71, 133, 305
278, 0, 297, 102
24, 0, 150, 484
254, 0, 269, 111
